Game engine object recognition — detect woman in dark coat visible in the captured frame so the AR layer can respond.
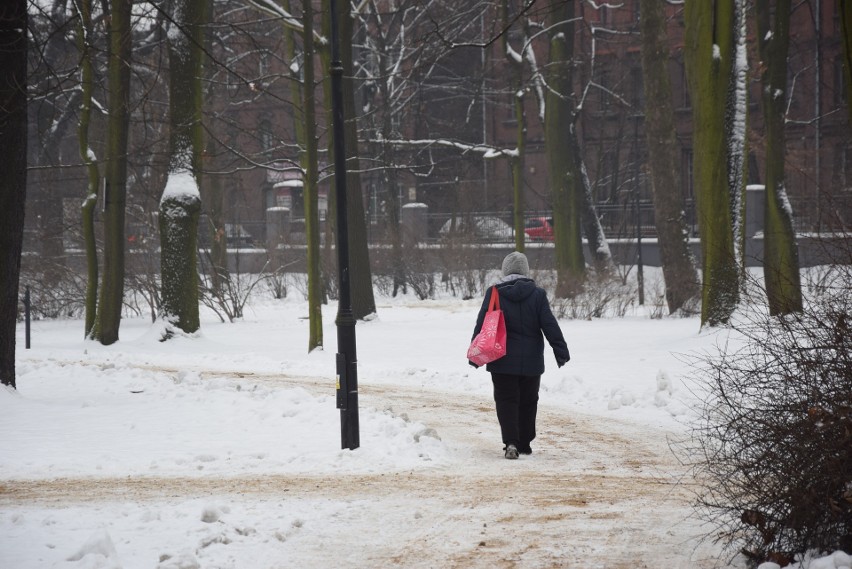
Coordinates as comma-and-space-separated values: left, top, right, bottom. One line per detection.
470, 252, 570, 459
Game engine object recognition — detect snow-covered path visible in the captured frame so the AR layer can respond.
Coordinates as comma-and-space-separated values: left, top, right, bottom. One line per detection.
2, 368, 724, 568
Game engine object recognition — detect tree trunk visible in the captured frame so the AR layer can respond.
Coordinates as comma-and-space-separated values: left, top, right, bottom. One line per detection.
203, 0, 228, 292
302, 0, 323, 351
368, 8, 406, 297
574, 131, 614, 274
544, 2, 585, 297
841, 1, 852, 124
684, 0, 743, 327
92, 0, 132, 344
639, 0, 700, 314
202, 163, 228, 293
757, 0, 802, 316
159, 185, 201, 336
75, 0, 100, 337
502, 0, 526, 253
32, 0, 71, 286
159, 0, 206, 336
0, 0, 27, 388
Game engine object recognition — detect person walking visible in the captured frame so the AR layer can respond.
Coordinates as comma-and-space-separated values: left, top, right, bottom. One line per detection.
470, 252, 570, 459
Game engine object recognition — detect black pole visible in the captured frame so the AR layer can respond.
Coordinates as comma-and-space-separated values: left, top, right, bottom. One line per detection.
329, 0, 359, 450
24, 286, 31, 349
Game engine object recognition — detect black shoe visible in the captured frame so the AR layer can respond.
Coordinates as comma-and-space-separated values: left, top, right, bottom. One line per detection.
518, 445, 532, 455
504, 444, 519, 459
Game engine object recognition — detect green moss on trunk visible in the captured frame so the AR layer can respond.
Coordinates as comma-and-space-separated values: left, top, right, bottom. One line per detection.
544, 2, 585, 297
757, 0, 802, 315
685, 0, 741, 326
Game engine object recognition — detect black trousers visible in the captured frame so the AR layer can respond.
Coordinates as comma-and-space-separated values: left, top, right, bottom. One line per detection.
491, 373, 541, 449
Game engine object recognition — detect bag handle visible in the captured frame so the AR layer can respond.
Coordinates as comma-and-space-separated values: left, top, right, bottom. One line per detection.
488, 286, 500, 312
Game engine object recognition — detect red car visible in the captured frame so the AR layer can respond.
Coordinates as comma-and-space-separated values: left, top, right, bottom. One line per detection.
524, 216, 554, 241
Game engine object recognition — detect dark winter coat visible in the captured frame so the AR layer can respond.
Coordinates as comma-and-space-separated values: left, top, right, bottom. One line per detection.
470, 278, 570, 376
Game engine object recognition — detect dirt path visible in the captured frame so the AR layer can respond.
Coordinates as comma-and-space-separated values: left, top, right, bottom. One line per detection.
1, 367, 722, 568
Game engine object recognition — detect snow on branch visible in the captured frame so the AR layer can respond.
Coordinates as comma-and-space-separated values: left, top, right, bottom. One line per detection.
523, 26, 546, 122
584, 0, 624, 9
244, 0, 327, 45
369, 137, 518, 160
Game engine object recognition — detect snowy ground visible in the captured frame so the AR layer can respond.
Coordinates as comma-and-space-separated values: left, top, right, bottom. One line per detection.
0, 273, 844, 568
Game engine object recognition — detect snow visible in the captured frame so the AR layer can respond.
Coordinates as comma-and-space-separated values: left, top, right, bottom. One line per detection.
1, 272, 846, 568
759, 550, 852, 569
160, 170, 200, 206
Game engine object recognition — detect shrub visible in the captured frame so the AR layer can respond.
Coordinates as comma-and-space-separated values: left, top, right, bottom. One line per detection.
686, 260, 852, 565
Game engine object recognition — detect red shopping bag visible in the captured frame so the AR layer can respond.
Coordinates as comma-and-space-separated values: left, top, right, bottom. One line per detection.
467, 286, 507, 366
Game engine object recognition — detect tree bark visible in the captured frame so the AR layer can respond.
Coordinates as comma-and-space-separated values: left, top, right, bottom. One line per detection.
840, 1, 852, 124
74, 0, 100, 337
544, 2, 585, 297
302, 0, 323, 351
203, 0, 228, 292
684, 0, 743, 327
159, 187, 201, 335
367, 7, 406, 297
159, 0, 206, 336
757, 0, 802, 316
639, 0, 700, 314
92, 0, 133, 344
574, 131, 614, 275
32, 0, 71, 286
501, 0, 526, 253
0, 0, 28, 388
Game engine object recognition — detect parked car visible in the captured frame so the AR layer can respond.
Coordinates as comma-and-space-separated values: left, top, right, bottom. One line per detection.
439, 216, 514, 241
524, 216, 554, 241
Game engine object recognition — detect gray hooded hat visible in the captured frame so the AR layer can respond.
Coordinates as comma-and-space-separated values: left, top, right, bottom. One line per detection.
501, 251, 530, 277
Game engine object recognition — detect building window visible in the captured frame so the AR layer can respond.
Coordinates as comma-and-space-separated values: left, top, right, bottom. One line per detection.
679, 60, 691, 109
842, 145, 852, 192
597, 69, 610, 112
631, 65, 644, 107
600, 5, 611, 26
835, 58, 848, 106
682, 148, 694, 200
259, 119, 272, 154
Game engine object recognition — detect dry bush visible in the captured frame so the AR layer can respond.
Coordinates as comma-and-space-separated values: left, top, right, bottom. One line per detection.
18, 264, 87, 320
373, 242, 436, 300
436, 240, 488, 300
197, 253, 268, 322
551, 271, 636, 319
685, 249, 852, 565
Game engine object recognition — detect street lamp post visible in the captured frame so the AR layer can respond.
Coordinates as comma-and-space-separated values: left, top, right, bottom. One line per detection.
329, 0, 359, 450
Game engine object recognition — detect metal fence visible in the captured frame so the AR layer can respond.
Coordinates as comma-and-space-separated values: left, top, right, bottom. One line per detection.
22, 194, 850, 256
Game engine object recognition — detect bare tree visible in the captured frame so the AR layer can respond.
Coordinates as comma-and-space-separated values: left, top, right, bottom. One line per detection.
684, 0, 748, 326
500, 0, 527, 252
73, 0, 100, 336
159, 0, 208, 337
639, 0, 700, 314
842, 1, 852, 124
756, 0, 802, 316
544, 1, 585, 297
91, 0, 133, 344
0, 0, 28, 388
301, 0, 323, 351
